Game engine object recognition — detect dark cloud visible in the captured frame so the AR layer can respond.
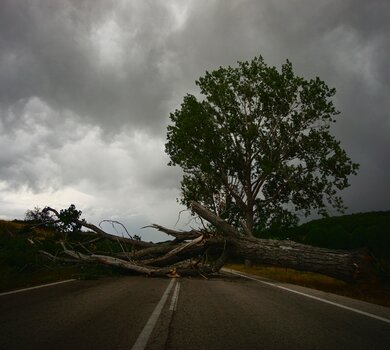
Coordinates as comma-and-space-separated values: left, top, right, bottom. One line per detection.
0, 0, 179, 133
0, 0, 389, 231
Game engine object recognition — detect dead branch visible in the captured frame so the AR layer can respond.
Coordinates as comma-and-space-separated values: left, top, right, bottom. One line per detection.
190, 201, 242, 238
142, 224, 202, 242
141, 234, 204, 266
44, 207, 154, 249
39, 250, 80, 264
99, 220, 133, 240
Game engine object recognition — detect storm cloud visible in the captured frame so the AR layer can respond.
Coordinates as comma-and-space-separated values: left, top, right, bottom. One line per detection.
0, 0, 389, 240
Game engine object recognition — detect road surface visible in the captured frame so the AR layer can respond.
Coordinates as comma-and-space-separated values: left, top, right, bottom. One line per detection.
1, 273, 389, 349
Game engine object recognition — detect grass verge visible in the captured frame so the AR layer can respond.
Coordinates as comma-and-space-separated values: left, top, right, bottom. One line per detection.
226, 263, 390, 307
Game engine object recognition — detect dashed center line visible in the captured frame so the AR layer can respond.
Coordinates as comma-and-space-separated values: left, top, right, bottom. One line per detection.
131, 278, 180, 350
169, 281, 181, 311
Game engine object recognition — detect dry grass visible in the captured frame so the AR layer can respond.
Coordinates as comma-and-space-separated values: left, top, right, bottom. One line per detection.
226, 263, 390, 307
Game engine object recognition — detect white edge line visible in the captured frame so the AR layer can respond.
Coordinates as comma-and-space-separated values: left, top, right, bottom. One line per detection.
0, 279, 77, 297
169, 281, 180, 311
228, 270, 390, 325
131, 279, 176, 350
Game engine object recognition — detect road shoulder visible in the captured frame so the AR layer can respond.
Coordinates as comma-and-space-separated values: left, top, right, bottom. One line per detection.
222, 267, 390, 322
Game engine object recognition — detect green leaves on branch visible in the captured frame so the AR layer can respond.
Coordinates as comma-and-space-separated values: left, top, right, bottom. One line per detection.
41, 204, 83, 233
166, 55, 359, 233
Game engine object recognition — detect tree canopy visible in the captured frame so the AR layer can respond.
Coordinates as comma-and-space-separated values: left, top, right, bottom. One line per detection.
166, 56, 359, 234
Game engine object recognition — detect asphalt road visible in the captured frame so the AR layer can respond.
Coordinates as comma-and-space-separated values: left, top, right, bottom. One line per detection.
1, 273, 389, 350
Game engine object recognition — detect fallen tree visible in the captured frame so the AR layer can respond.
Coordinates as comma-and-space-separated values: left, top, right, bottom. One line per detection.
37, 203, 370, 282
33, 57, 366, 282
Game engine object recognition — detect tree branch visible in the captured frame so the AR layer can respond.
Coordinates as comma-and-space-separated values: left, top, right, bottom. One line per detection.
191, 201, 241, 237
44, 207, 153, 249
142, 224, 202, 242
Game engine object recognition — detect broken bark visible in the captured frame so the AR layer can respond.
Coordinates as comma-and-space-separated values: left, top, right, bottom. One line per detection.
40, 202, 371, 281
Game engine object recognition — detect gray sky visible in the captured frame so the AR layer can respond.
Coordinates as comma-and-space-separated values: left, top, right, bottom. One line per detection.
0, 0, 389, 241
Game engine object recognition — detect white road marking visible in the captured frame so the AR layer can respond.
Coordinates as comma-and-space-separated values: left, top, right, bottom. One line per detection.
227, 270, 390, 325
131, 278, 176, 350
0, 279, 77, 297
169, 281, 181, 311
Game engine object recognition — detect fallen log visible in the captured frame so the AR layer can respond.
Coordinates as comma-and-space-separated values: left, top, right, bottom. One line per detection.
228, 237, 365, 281
190, 201, 370, 281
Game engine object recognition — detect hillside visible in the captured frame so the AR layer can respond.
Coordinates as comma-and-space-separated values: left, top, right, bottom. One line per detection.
0, 219, 126, 292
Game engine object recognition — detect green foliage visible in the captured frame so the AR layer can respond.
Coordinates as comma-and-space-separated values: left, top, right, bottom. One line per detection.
55, 204, 83, 233
166, 55, 358, 232
25, 204, 83, 233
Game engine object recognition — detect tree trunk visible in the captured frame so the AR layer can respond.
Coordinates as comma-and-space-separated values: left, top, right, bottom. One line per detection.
227, 236, 365, 281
